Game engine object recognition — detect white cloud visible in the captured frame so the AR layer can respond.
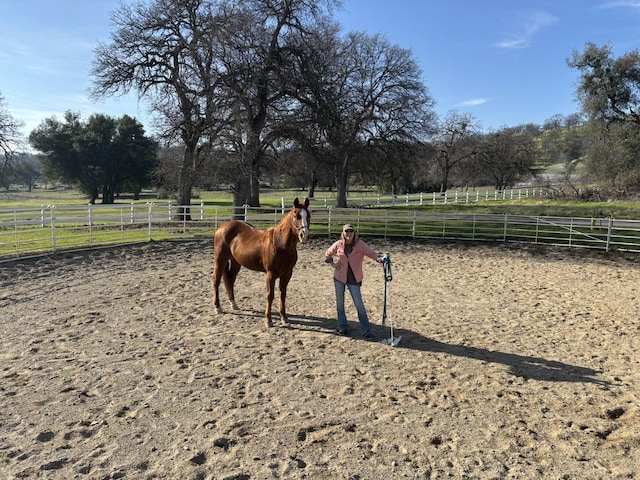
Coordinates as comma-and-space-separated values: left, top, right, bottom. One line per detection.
599, 1, 640, 8
496, 10, 558, 49
456, 98, 489, 107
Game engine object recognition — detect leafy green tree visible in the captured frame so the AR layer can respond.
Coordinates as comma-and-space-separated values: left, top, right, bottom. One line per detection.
29, 112, 156, 203
584, 121, 640, 192
568, 43, 640, 193
114, 115, 158, 200
568, 42, 640, 125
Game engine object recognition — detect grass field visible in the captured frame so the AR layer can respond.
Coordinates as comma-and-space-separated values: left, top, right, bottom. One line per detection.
2, 185, 639, 219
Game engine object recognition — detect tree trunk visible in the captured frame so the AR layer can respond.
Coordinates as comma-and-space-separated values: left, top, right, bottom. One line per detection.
335, 160, 349, 208
232, 179, 250, 220
307, 181, 316, 199
249, 169, 260, 207
175, 147, 197, 221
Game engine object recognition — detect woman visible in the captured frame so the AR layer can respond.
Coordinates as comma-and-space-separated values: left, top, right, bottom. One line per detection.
324, 224, 383, 339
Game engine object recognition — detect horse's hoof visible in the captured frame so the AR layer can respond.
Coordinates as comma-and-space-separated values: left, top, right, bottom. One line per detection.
215, 307, 223, 315
230, 301, 239, 310
265, 320, 273, 328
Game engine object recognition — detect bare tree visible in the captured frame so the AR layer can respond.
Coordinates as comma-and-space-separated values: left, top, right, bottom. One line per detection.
214, 0, 339, 207
477, 125, 539, 190
433, 111, 480, 192
289, 27, 436, 207
0, 92, 24, 178
90, 0, 231, 217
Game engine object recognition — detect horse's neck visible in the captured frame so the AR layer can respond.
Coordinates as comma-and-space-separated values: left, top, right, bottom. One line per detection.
273, 213, 297, 248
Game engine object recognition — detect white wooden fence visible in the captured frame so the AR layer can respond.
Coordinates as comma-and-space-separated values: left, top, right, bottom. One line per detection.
1, 201, 639, 260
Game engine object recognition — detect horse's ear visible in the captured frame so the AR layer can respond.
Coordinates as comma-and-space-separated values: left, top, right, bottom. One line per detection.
293, 197, 300, 208
304, 197, 309, 208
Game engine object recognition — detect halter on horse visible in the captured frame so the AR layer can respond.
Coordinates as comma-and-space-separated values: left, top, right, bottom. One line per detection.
212, 198, 311, 327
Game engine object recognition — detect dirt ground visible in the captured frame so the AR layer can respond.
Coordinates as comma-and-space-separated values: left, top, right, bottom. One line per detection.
1, 238, 639, 479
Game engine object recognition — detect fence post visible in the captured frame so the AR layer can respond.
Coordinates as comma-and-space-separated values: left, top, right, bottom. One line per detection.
243, 204, 249, 222
50, 206, 57, 252
412, 210, 417, 239
148, 203, 153, 240
200, 200, 205, 220
183, 204, 187, 231
130, 202, 135, 224
41, 205, 46, 228
327, 207, 332, 235
472, 214, 476, 239
503, 213, 508, 243
606, 216, 613, 252
384, 210, 388, 239
569, 218, 574, 247
88, 204, 93, 228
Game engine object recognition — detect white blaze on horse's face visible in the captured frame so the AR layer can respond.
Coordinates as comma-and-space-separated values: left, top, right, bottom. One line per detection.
298, 208, 310, 244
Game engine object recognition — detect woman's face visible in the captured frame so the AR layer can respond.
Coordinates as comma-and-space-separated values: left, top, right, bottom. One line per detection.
343, 228, 355, 244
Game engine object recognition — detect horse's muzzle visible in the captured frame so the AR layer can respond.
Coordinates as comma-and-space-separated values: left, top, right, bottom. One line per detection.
299, 229, 310, 244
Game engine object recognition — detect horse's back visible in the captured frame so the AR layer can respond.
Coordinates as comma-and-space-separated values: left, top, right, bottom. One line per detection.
214, 220, 254, 246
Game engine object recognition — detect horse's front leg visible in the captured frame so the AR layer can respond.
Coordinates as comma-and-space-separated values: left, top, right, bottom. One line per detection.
265, 272, 277, 328
278, 271, 293, 325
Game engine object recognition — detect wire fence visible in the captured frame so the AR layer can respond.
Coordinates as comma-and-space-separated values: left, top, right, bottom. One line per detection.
2, 200, 639, 261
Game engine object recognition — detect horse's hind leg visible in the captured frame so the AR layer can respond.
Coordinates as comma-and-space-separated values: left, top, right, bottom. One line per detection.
212, 250, 227, 314
222, 258, 241, 311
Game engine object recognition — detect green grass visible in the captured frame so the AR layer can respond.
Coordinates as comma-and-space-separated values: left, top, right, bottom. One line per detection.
401, 199, 638, 219
2, 185, 640, 259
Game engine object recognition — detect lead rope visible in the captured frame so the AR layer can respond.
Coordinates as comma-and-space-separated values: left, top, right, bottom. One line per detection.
381, 252, 392, 325
380, 253, 400, 346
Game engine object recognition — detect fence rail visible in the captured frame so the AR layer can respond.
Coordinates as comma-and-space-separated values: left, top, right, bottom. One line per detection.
315, 187, 548, 208
1, 201, 639, 261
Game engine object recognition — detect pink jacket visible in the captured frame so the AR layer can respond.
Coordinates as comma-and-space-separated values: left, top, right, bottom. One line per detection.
325, 238, 380, 284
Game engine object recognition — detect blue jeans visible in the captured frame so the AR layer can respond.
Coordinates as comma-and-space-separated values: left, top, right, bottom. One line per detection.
334, 279, 372, 336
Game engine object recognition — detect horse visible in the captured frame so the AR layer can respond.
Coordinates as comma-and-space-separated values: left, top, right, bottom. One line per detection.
212, 197, 311, 327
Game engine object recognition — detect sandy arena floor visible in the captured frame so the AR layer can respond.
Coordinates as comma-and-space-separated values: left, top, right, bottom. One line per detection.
1, 238, 639, 479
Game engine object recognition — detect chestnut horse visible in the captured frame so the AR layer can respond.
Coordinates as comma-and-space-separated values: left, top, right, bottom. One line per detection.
212, 198, 311, 327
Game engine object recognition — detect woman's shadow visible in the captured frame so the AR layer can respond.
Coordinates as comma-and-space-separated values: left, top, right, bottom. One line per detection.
287, 314, 613, 386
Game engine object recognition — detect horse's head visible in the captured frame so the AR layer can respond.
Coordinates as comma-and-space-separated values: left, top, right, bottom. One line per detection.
292, 197, 311, 244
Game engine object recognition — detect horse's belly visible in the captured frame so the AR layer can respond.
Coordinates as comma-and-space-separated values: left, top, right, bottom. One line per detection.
229, 245, 266, 272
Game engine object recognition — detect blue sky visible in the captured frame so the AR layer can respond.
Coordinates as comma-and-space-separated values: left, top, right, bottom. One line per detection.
2, 0, 640, 138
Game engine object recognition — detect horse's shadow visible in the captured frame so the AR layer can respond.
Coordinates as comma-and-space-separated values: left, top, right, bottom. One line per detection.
286, 313, 613, 387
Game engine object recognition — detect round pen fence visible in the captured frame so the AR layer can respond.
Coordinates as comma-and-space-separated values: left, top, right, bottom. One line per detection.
1, 202, 639, 260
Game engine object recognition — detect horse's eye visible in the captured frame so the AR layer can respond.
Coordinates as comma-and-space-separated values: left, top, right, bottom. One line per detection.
296, 214, 301, 219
